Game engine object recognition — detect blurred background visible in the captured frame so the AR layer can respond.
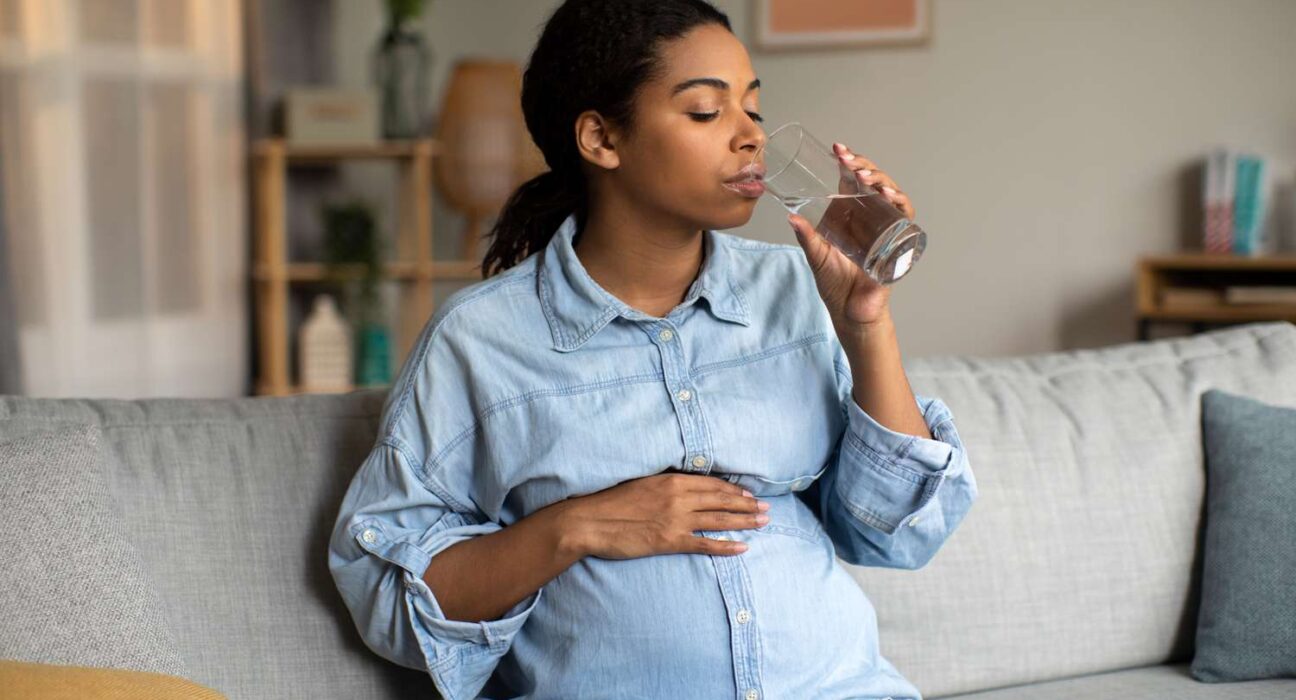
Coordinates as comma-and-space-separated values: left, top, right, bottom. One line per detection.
2, 0, 1295, 399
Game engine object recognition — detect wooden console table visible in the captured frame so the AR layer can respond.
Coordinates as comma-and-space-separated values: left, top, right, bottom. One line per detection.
1136, 253, 1296, 340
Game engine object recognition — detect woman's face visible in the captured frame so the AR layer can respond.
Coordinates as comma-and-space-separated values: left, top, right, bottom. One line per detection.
590, 23, 767, 232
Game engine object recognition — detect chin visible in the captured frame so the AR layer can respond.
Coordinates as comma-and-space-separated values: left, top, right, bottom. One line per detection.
709, 202, 758, 231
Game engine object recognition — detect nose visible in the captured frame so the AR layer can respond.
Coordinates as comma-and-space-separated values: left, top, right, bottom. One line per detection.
739, 125, 765, 156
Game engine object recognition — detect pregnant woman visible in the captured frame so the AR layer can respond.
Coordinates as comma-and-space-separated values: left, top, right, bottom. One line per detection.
328, 1, 977, 698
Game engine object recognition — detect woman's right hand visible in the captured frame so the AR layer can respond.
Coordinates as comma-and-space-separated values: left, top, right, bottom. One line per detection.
559, 471, 771, 559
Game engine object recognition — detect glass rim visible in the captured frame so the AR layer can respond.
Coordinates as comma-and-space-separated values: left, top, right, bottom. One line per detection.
754, 121, 806, 184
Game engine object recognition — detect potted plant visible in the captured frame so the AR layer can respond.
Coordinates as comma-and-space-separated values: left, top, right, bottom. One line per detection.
321, 200, 391, 387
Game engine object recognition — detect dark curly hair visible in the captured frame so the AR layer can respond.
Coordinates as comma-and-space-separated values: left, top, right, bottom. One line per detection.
478, 0, 732, 279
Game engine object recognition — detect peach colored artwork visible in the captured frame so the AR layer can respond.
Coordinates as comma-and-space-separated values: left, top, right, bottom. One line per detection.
753, 0, 930, 51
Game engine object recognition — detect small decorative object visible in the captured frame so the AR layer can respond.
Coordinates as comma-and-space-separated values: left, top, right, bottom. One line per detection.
356, 323, 392, 388
298, 295, 352, 393
372, 0, 433, 139
753, 0, 930, 51
433, 59, 546, 261
283, 88, 379, 146
321, 200, 392, 387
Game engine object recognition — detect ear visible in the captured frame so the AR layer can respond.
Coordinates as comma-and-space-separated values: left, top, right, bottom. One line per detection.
574, 110, 621, 171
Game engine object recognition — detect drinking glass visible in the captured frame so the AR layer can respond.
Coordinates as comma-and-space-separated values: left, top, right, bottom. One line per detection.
752, 122, 927, 285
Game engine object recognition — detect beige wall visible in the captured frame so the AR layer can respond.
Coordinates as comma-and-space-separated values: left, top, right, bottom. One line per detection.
333, 0, 1296, 359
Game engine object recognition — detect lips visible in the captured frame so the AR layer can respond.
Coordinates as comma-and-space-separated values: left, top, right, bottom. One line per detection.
723, 162, 767, 198
724, 162, 767, 184
724, 179, 766, 197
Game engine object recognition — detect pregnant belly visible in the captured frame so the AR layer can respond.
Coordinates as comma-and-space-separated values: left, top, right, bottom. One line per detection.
496, 494, 887, 698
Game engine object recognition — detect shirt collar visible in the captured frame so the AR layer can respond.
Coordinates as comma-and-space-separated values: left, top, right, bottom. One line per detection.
538, 212, 752, 353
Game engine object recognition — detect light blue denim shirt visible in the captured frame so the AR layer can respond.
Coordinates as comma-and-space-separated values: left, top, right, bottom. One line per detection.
328, 212, 977, 700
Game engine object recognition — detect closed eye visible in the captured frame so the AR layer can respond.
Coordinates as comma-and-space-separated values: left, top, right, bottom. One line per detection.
689, 111, 764, 123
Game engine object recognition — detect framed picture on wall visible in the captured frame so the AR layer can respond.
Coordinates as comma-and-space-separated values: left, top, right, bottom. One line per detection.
753, 0, 931, 51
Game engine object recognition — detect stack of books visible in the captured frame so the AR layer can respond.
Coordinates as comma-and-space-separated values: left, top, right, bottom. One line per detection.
1203, 148, 1273, 256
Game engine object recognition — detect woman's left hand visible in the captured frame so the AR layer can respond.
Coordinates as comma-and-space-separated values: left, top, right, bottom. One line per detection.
787, 142, 916, 331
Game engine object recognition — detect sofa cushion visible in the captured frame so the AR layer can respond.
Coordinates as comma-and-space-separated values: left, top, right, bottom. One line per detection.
935, 662, 1295, 699
841, 321, 1296, 697
1191, 389, 1296, 682
0, 391, 436, 699
0, 425, 186, 678
0, 658, 227, 700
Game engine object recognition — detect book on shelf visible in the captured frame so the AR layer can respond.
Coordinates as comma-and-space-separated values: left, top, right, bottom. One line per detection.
1202, 147, 1276, 256
1203, 149, 1233, 254
1223, 286, 1296, 305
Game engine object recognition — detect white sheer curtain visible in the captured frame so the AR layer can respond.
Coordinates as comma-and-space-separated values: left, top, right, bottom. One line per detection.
0, 0, 245, 397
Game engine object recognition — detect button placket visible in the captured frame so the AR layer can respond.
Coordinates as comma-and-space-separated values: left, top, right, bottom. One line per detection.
649, 322, 714, 475
709, 543, 763, 699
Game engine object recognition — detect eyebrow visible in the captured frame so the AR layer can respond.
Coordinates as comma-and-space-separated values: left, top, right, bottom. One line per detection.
670, 77, 761, 97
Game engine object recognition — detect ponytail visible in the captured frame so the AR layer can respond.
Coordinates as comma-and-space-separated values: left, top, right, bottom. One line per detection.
479, 169, 586, 279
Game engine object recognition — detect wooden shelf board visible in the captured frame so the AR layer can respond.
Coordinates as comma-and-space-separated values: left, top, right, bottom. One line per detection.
254, 381, 391, 397
252, 138, 441, 162
1139, 253, 1296, 271
1139, 305, 1296, 322
430, 260, 485, 280
252, 260, 483, 282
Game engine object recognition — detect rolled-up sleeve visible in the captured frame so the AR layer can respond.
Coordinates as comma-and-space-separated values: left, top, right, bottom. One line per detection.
808, 341, 978, 570
327, 438, 541, 700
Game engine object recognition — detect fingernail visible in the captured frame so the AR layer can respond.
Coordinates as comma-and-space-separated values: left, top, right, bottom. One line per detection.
757, 500, 770, 511
882, 186, 896, 194
858, 169, 872, 177
755, 514, 770, 524
832, 142, 845, 150
742, 489, 753, 497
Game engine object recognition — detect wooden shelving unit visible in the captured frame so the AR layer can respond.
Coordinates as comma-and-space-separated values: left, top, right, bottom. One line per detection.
251, 138, 482, 396
1135, 253, 1296, 340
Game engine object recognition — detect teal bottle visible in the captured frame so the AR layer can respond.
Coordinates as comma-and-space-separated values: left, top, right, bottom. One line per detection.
355, 322, 392, 387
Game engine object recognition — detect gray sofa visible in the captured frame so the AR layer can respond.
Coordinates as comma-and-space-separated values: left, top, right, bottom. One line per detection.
2, 321, 1294, 699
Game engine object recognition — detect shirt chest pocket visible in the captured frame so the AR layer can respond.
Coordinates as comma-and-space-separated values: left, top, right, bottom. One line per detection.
716, 462, 829, 498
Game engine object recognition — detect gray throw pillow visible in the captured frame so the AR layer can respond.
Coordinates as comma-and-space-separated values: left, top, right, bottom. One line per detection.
0, 424, 187, 677
1191, 389, 1296, 682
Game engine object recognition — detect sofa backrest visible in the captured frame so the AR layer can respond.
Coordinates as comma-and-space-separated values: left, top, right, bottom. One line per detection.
856, 321, 1296, 697
3, 321, 1293, 699
0, 390, 431, 699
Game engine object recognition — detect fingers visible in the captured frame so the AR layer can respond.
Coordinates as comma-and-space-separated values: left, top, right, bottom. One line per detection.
691, 490, 768, 515
691, 534, 749, 555
833, 142, 877, 171
833, 142, 916, 219
790, 213, 834, 277
672, 472, 749, 497
694, 510, 769, 533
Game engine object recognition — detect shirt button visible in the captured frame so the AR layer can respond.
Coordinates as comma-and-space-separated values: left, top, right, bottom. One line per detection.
691, 455, 707, 468
676, 388, 692, 402
745, 689, 759, 700
714, 535, 731, 541
658, 328, 674, 342
909, 516, 921, 527
736, 609, 751, 624
360, 528, 377, 544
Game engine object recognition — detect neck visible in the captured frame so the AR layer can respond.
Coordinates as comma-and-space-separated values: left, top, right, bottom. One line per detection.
573, 197, 705, 319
